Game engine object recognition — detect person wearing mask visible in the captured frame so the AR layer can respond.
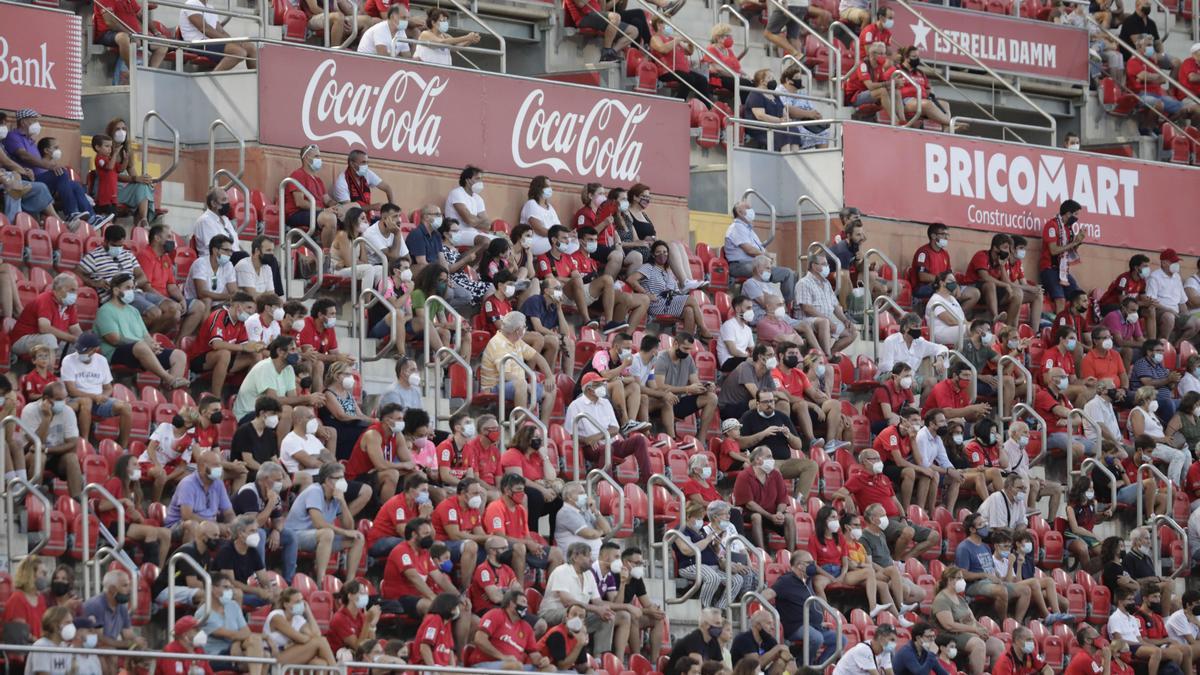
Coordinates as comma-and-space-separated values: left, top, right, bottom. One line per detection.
922, 361, 991, 423
1132, 340, 1183, 422
96, 272, 189, 389
380, 518, 459, 617
878, 313, 948, 397
468, 589, 549, 669
367, 472, 433, 562
61, 330, 133, 447
857, 503, 926, 614
3, 109, 106, 226
234, 237, 281, 298
964, 233, 1023, 327
795, 253, 858, 355
1165, 590, 1200, 663
913, 409, 964, 511
469, 536, 523, 613
566, 372, 653, 484
959, 418, 1004, 503
736, 388, 819, 498
26, 607, 86, 675
357, 4, 412, 57
1067, 624, 1129, 675
908, 223, 979, 312
413, 8, 481, 66
992, 626, 1051, 675
538, 541, 625, 655
730, 609, 797, 675
925, 270, 968, 347
976, 473, 1028, 531
164, 450, 235, 535
19, 382, 83, 500
868, 363, 916, 434
232, 335, 322, 429
1082, 326, 1130, 401
3, 555, 47, 648
732, 444, 797, 550
11, 271, 83, 358
874, 406, 938, 512
665, 607, 726, 674
1129, 385, 1189, 485
232, 460, 296, 583
480, 311, 558, 425
955, 512, 1030, 623
233, 396, 284, 472
555, 481, 611, 560
836, 448, 941, 561
831, 623, 897, 675
717, 295, 757, 372
412, 592, 463, 667
537, 602, 591, 670
213, 514, 273, 604
283, 145, 340, 248
931, 566, 1004, 675
265, 588, 337, 666
771, 551, 838, 665
328, 580, 381, 656
283, 462, 368, 584
724, 199, 798, 305
81, 570, 146, 652
186, 231, 241, 316
196, 578, 266, 675
718, 343, 780, 422
893, 623, 952, 675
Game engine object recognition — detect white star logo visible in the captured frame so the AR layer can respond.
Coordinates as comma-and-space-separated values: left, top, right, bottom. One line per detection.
911, 20, 931, 50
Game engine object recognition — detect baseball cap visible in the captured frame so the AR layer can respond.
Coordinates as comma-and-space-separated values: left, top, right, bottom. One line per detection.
1190, 42, 1200, 53
581, 372, 604, 387
720, 419, 742, 433
1161, 248, 1181, 263
173, 615, 200, 635
75, 332, 101, 352
15, 109, 38, 120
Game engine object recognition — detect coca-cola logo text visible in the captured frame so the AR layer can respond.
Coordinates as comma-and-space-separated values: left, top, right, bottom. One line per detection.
300, 58, 445, 157
511, 89, 648, 182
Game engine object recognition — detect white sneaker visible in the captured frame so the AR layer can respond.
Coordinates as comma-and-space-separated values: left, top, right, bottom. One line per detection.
869, 603, 893, 618
897, 615, 915, 628
900, 602, 919, 613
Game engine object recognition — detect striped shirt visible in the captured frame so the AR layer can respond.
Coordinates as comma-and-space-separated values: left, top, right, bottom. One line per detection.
79, 246, 142, 303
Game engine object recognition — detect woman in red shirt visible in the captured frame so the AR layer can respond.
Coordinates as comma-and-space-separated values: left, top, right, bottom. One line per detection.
704, 23, 754, 99
961, 419, 1004, 503
3, 554, 48, 643
681, 455, 722, 508
96, 454, 172, 567
500, 424, 562, 531
649, 16, 714, 106
811, 507, 898, 621
328, 580, 380, 656
413, 593, 462, 666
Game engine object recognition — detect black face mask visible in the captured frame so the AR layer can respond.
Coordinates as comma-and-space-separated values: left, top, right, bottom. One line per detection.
300, 376, 314, 390
173, 414, 186, 428
114, 592, 131, 605
674, 349, 688, 360
1065, 215, 1079, 227
1140, 5, 1150, 13
217, 203, 232, 218
996, 250, 1009, 260
50, 580, 71, 596
909, 57, 921, 67
1150, 602, 1163, 614
783, 355, 800, 368
906, 328, 923, 339
765, 79, 778, 90
418, 535, 435, 549
260, 254, 278, 268
530, 437, 543, 450
209, 411, 224, 424
162, 239, 177, 254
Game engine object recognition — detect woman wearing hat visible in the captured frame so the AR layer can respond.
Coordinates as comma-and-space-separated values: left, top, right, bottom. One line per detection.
159, 615, 215, 675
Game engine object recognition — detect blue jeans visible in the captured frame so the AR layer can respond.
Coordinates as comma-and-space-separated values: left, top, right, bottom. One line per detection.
790, 624, 838, 666
3, 181, 53, 221
368, 536, 404, 559
36, 170, 94, 217
257, 527, 298, 583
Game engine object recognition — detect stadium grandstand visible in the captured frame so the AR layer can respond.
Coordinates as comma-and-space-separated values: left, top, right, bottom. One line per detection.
1, 0, 1200, 671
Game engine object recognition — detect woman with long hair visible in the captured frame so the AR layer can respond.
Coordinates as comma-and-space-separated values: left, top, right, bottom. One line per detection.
264, 588, 336, 666
503, 423, 563, 533
329, 207, 382, 295
320, 361, 373, 460
3, 555, 47, 644
103, 117, 156, 226
1064, 475, 1106, 572
930, 566, 1003, 675
1129, 385, 1191, 486
626, 240, 713, 339
519, 175, 561, 256
328, 580, 379, 657
96, 454, 173, 566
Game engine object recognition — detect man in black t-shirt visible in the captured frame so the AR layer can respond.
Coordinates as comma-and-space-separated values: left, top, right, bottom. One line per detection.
735, 390, 819, 497
152, 520, 219, 605
215, 514, 277, 606
232, 460, 298, 583
731, 610, 796, 674
232, 396, 283, 476
665, 608, 725, 675
615, 546, 666, 663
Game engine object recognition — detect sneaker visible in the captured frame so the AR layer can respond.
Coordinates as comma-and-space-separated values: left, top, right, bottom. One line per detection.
868, 603, 893, 618
899, 602, 919, 613
600, 48, 618, 62
682, 279, 710, 292
1045, 613, 1076, 626
621, 420, 651, 435
809, 437, 826, 451
824, 439, 851, 453
897, 615, 915, 628
603, 320, 629, 334
90, 213, 115, 228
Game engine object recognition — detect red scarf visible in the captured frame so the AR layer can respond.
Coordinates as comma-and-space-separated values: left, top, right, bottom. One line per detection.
344, 167, 370, 207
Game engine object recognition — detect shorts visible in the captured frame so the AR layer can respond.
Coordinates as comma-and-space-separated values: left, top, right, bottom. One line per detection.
45, 451, 75, 479
190, 353, 211, 373
369, 536, 404, 559
130, 290, 168, 314
209, 646, 235, 672
673, 394, 703, 420
294, 528, 344, 552
1116, 483, 1139, 505
822, 563, 842, 576
977, 379, 996, 398
882, 460, 907, 485
492, 382, 544, 401
965, 579, 1019, 599
883, 516, 934, 544
197, 42, 229, 56
853, 90, 875, 106
766, 5, 808, 39
1048, 432, 1095, 456
110, 343, 175, 370
1037, 268, 1080, 300
579, 11, 628, 34
390, 595, 423, 616
77, 398, 119, 418
96, 30, 122, 47
286, 210, 314, 230
445, 538, 468, 562
1140, 93, 1183, 116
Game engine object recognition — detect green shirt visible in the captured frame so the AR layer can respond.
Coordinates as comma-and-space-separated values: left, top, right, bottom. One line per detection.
232, 358, 296, 420
410, 289, 446, 317
93, 300, 149, 359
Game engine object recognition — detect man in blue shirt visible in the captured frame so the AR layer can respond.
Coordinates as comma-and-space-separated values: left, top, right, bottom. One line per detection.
164, 450, 235, 533
406, 205, 445, 273
770, 549, 839, 666
1130, 339, 1181, 422
893, 622, 951, 675
954, 512, 1029, 623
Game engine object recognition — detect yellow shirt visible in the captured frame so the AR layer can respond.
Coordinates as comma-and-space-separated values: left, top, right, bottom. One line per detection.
480, 332, 538, 388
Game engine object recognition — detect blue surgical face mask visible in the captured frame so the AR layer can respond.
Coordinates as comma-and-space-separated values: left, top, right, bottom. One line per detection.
285, 353, 300, 366
977, 526, 991, 539
1065, 338, 1078, 351
1145, 45, 1156, 56
439, 559, 454, 573
884, 18, 894, 28
309, 157, 323, 172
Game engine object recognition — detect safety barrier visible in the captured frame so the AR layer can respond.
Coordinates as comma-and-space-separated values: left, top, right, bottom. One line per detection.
646, 473, 686, 573
1137, 463, 1172, 522
207, 119, 245, 188
570, 411, 611, 481
140, 111, 179, 183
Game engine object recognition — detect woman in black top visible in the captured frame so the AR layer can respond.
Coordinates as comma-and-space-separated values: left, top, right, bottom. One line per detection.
1099, 535, 1140, 597
626, 183, 694, 285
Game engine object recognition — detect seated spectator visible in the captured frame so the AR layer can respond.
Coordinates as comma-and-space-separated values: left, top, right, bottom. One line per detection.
81, 225, 180, 335
280, 405, 338, 490
887, 47, 956, 128
963, 234, 1021, 325
914, 409, 965, 510
232, 460, 296, 583
0, 125, 58, 225
178, 0, 258, 70
195, 578, 266, 675
1034, 366, 1094, 460
931, 566, 1004, 675
95, 273, 189, 389
907, 223, 979, 312
443, 165, 493, 242
380, 517, 457, 614
563, 0, 636, 61
19, 382, 82, 497
925, 271, 968, 346
317, 361, 370, 458
10, 272, 82, 358
1166, 391, 1200, 456
923, 361, 991, 424
956, 512, 1031, 623
1061, 474, 1107, 571
232, 396, 283, 473
1147, 248, 1200, 342
187, 290, 259, 396
164, 450, 235, 537
82, 569, 146, 657
470, 535, 522, 612
732, 610, 797, 675
739, 386, 820, 492
429, 477, 485, 583
469, 589, 550, 669
1132, 339, 1181, 421
284, 145, 340, 248
327, 580, 381, 659
975, 470, 1026, 530
242, 292, 282, 347
704, 23, 754, 98
1082, 325, 1130, 400
264, 588, 336, 666
717, 295, 756, 372
485, 473, 565, 580
831, 623, 897, 675
97, 454, 172, 567
628, 240, 712, 339
776, 67, 831, 149
23, 606, 78, 674
675, 502, 733, 608
212, 513, 275, 606
566, 372, 652, 481
732, 446, 796, 550
836, 448, 942, 560
502, 422, 563, 531
960, 419, 1004, 502
3, 555, 47, 646
537, 603, 591, 670
376, 356, 422, 411
192, 188, 240, 256
1179, 355, 1200, 397
61, 331, 132, 446
649, 16, 711, 105
724, 199, 797, 304
92, 0, 167, 71
811, 505, 899, 623
231, 335, 311, 428
845, 42, 893, 111
741, 67, 808, 150
234, 236, 279, 297
537, 225, 628, 334
554, 481, 611, 560
772, 551, 838, 665
796, 253, 857, 354
3, 110, 106, 226
1129, 386, 1190, 485
875, 406, 938, 512
878, 312, 948, 396
345, 402, 411, 503
331, 150, 394, 210
411, 592, 464, 667
540, 542, 626, 654
368, 472, 432, 562
283, 462, 368, 583
868, 363, 915, 433
413, 8, 482, 66
575, 332, 645, 427
91, 133, 152, 227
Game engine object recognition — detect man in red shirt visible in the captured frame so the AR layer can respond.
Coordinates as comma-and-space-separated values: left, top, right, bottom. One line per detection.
93, 0, 166, 71
908, 223, 979, 312
1042, 326, 1098, 405
469, 590, 550, 668
1035, 367, 1094, 459
1126, 34, 1187, 126
461, 414, 503, 488
993, 625, 1051, 675
296, 298, 355, 393
732, 447, 796, 551
187, 291, 259, 396
873, 406, 937, 511
964, 233, 1025, 325
866, 362, 915, 433
11, 272, 82, 357
1098, 254, 1152, 316
430, 478, 487, 587
367, 472, 431, 559
346, 402, 413, 504
844, 42, 891, 109
136, 225, 187, 310
469, 535, 522, 612
1006, 235, 1046, 329
922, 362, 992, 422
858, 7, 893, 58
834, 447, 940, 560
1038, 200, 1085, 314
285, 145, 340, 248
484, 473, 564, 580
536, 225, 623, 333
157, 616, 214, 675
1054, 290, 1093, 356
381, 517, 456, 615
1066, 624, 1130, 675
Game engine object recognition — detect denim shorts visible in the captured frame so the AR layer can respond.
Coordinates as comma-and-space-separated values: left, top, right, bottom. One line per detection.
130, 290, 167, 313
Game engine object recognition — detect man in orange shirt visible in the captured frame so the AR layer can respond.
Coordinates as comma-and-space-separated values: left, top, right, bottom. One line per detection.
484, 473, 564, 581
1081, 325, 1130, 400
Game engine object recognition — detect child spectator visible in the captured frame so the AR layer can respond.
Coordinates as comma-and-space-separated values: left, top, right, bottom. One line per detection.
19, 344, 58, 402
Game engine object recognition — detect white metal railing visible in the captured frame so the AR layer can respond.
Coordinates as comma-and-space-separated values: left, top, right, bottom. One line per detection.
759, 0, 841, 100
718, 5, 749, 61
207, 119, 245, 187
422, 295, 464, 391
504, 406, 546, 451
888, 69, 926, 128
868, 294, 906, 361
349, 236, 390, 326
731, 116, 844, 154
81, 483, 126, 599
797, 195, 832, 250
87, 545, 139, 612
944, 350, 978, 400
278, 177, 317, 241
1066, 408, 1101, 479
570, 411, 611, 481
803, 595, 844, 667
997, 355, 1033, 422
167, 551, 212, 640
285, 228, 325, 301
1008, 403, 1047, 464
140, 110, 179, 183
807, 241, 842, 296
742, 590, 781, 640
1151, 514, 1188, 577
646, 474, 686, 573
586, 468, 625, 541
739, 188, 777, 246
722, 532, 765, 624
1080, 458, 1117, 508
863, 248, 899, 310
827, 21, 860, 76
0, 415, 43, 482
4, 477, 50, 561
356, 288, 403, 363
433, 347, 472, 423
661, 528, 703, 604
498, 354, 539, 431
212, 169, 253, 236
1138, 463, 1172, 522
781, 55, 817, 99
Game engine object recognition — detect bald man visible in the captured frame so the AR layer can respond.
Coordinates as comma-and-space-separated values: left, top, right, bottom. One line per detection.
164, 450, 236, 537
1036, 367, 1094, 460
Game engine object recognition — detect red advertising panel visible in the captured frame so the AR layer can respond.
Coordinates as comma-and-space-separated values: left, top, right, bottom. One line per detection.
258, 45, 692, 197
882, 0, 1089, 82
0, 1, 83, 120
842, 122, 1200, 254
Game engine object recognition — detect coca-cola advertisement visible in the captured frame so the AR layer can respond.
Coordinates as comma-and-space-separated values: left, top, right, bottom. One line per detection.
0, 1, 83, 120
842, 122, 1200, 254
258, 45, 691, 196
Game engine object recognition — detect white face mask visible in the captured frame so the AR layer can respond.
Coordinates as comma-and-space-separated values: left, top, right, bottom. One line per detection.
1149, 400, 1160, 413
741, 309, 754, 323
872, 461, 884, 475
700, 466, 712, 480
594, 385, 608, 399
291, 319, 305, 332
467, 494, 483, 509
272, 307, 285, 322
192, 630, 208, 647
221, 588, 235, 603
461, 423, 476, 439
877, 515, 889, 530
305, 418, 320, 435
392, 420, 406, 435
899, 376, 913, 390
272, 481, 285, 494
1022, 542, 1033, 554
759, 270, 771, 282
773, 306, 786, 319
342, 375, 356, 391
28, 122, 42, 136
1170, 262, 1181, 275
471, 181, 484, 194
630, 565, 645, 579
356, 594, 369, 609
1085, 490, 1095, 501
953, 578, 967, 593
60, 623, 77, 641
566, 617, 585, 632
691, 518, 705, 530
743, 208, 756, 221
333, 478, 348, 494
947, 646, 958, 659
764, 357, 778, 370
1015, 249, 1026, 260
610, 559, 623, 574
818, 265, 831, 277
408, 373, 421, 387
245, 532, 261, 548
541, 186, 553, 199
936, 237, 949, 249
828, 519, 840, 532
130, 468, 142, 482
952, 434, 964, 445
1102, 338, 1113, 350
576, 493, 588, 509
265, 414, 279, 429
761, 458, 776, 472
83, 634, 97, 648
291, 602, 306, 616
0, 126, 6, 141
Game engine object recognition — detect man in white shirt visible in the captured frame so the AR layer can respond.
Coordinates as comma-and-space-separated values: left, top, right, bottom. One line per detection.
356, 4, 412, 58
1166, 591, 1200, 646
1147, 248, 1200, 342
565, 373, 652, 484
243, 292, 283, 345
795, 253, 856, 354
877, 313, 948, 396
554, 482, 611, 559
1107, 586, 1167, 671
61, 331, 132, 447
234, 235, 277, 295
185, 233, 238, 307
1001, 421, 1062, 521
718, 295, 755, 369
332, 150, 395, 210
831, 623, 894, 675
444, 165, 495, 245
363, 203, 409, 266
193, 189, 241, 255
179, 0, 257, 71
976, 473, 1027, 529
723, 199, 797, 305
279, 406, 334, 489
539, 541, 623, 653
1082, 386, 1123, 446
914, 408, 962, 509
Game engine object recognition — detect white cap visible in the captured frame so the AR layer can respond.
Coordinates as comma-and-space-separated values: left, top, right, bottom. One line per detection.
1191, 42, 1200, 54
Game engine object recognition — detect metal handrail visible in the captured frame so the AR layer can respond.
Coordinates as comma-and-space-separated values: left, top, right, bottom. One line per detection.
498, 354, 539, 433
349, 236, 390, 330
140, 111, 179, 183
1080, 458, 1117, 508
731, 117, 843, 152
144, 0, 264, 34
278, 177, 318, 241
207, 119, 245, 187
356, 288, 402, 363
888, 69, 926, 128
81, 483, 126, 599
718, 5, 749, 61
623, 0, 733, 112
89, 546, 139, 613
646, 474, 686, 573
806, 241, 843, 296
585, 468, 625, 541
723, 532, 765, 623
1151, 514, 1188, 577
924, 66, 1028, 144
1008, 403, 1047, 462
212, 169, 252, 236
803, 595, 844, 668
167, 551, 213, 640
797, 194, 832, 261
443, 0, 508, 73
869, 294, 907, 361
0, 644, 275, 667
827, 21, 861, 76
433, 347, 473, 423
1066, 408, 1101, 479
5, 477, 50, 561
661, 528, 702, 604
0, 415, 43, 484
761, 0, 840, 100
945, 350, 978, 402
284, 228, 325, 301
863, 248, 900, 310
781, 55, 816, 97
570, 411, 612, 481
1137, 463, 1172, 522
889, 0, 1056, 139
505, 406, 546, 452
997, 355, 1034, 421
740, 189, 777, 247
742, 590, 782, 640
422, 295, 464, 383
949, 117, 1056, 144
